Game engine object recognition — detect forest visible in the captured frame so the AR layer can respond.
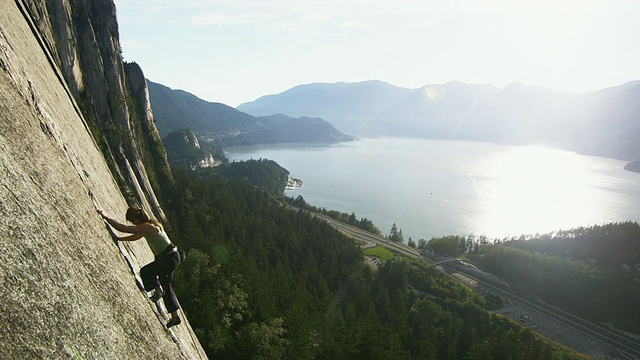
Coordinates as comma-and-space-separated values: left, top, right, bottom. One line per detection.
156, 164, 586, 359
418, 224, 640, 333
287, 194, 383, 236
465, 223, 640, 334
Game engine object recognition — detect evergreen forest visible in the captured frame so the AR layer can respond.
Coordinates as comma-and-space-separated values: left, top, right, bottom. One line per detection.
466, 223, 640, 334
419, 225, 640, 334
157, 164, 587, 359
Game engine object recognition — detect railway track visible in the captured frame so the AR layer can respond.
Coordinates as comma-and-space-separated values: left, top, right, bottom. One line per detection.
446, 265, 640, 359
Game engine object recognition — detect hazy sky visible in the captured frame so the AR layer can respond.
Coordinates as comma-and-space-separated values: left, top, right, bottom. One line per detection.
115, 0, 640, 107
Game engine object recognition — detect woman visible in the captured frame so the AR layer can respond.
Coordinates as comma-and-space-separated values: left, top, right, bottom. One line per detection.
98, 206, 182, 328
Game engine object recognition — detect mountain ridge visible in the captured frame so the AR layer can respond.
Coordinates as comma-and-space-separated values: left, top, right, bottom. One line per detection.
237, 80, 640, 162
238, 80, 415, 136
147, 79, 354, 146
148, 79, 258, 137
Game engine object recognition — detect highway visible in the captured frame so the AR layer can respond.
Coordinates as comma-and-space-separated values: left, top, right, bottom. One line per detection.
291, 206, 421, 258
443, 261, 640, 359
293, 206, 640, 359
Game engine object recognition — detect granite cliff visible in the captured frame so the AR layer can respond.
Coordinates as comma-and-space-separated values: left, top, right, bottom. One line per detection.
0, 0, 205, 358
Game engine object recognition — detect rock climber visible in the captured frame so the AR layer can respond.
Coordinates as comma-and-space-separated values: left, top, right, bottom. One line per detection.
98, 206, 182, 329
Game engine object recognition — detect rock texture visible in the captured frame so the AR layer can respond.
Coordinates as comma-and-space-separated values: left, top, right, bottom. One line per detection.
23, 0, 173, 221
0, 0, 206, 358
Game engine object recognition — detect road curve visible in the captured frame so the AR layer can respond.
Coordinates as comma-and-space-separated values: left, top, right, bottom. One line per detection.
291, 206, 421, 258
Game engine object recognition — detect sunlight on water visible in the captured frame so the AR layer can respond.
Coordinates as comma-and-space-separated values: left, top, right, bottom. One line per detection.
473, 146, 603, 236
226, 139, 639, 240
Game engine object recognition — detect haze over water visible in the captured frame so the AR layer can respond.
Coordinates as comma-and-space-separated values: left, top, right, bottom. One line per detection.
226, 138, 640, 241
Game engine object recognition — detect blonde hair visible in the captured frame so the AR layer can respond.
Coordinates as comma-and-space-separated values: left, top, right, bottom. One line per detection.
125, 206, 163, 229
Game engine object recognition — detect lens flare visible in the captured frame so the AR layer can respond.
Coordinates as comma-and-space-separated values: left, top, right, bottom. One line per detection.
424, 87, 438, 100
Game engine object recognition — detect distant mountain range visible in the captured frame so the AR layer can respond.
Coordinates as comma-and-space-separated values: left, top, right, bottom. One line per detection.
238, 80, 640, 162
147, 80, 353, 146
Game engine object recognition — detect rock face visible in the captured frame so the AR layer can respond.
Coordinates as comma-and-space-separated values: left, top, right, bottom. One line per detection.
23, 0, 173, 221
0, 0, 205, 358
163, 129, 218, 169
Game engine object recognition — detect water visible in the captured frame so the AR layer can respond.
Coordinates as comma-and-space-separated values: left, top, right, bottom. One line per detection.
225, 138, 640, 241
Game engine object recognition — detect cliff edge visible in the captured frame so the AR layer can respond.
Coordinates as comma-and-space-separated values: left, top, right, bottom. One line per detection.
0, 0, 206, 358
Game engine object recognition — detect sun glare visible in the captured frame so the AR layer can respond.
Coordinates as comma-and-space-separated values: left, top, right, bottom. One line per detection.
475, 145, 595, 237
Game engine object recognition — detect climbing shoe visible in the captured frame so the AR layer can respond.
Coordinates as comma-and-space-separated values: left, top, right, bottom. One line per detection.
167, 317, 181, 329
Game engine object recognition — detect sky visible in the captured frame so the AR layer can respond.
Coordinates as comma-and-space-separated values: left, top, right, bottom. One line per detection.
115, 0, 640, 107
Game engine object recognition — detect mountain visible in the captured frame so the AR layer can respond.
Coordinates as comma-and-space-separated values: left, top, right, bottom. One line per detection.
0, 1, 204, 358
148, 80, 257, 137
228, 114, 354, 146
237, 80, 414, 135
148, 80, 354, 144
566, 81, 640, 160
367, 81, 502, 140
238, 80, 640, 162
0, 1, 621, 358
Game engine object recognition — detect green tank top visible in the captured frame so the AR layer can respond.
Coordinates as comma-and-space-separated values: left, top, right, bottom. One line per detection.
144, 228, 173, 256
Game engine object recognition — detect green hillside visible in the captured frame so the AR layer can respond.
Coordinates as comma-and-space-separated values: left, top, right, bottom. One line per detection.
148, 80, 354, 146
467, 223, 640, 333
148, 80, 258, 137
161, 166, 587, 359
